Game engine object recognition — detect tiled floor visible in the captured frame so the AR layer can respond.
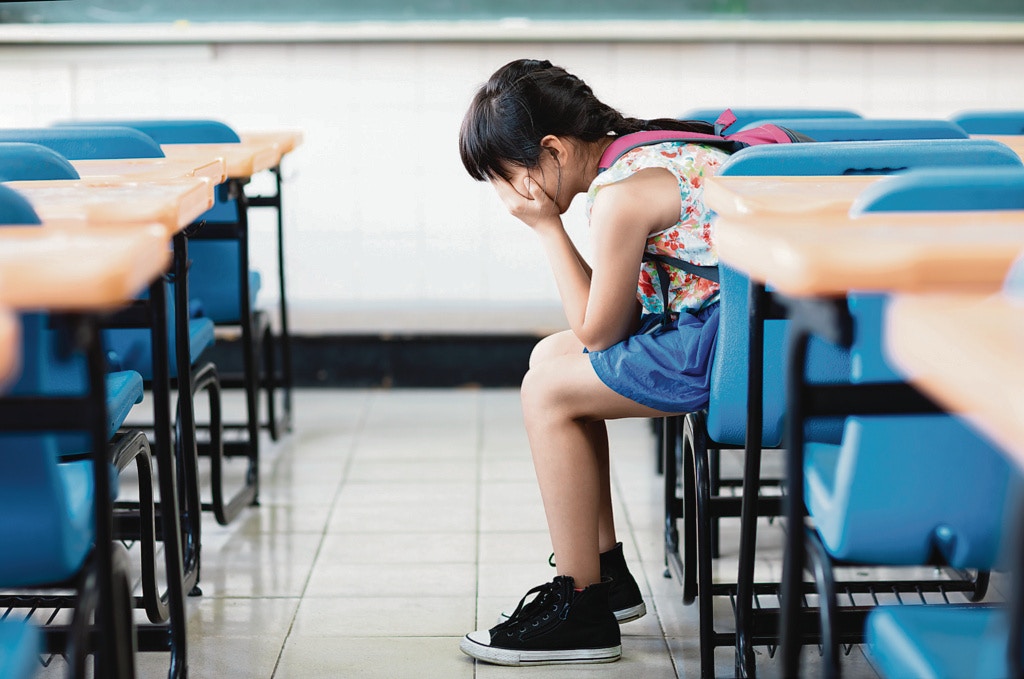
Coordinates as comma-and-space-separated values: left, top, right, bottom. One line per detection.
34, 387, 975, 677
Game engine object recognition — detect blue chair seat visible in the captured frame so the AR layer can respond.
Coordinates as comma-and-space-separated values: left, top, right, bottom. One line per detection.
0, 618, 42, 679
105, 317, 215, 380
805, 416, 1013, 566
866, 606, 1011, 679
741, 118, 969, 142
105, 370, 144, 439
851, 166, 1024, 214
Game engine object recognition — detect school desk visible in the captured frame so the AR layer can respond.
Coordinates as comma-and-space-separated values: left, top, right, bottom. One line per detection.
886, 293, 1024, 470
160, 134, 298, 453
160, 138, 280, 179
70, 154, 227, 185
713, 209, 1024, 297
3, 178, 214, 236
0, 223, 183, 675
704, 174, 883, 218
712, 209, 1024, 676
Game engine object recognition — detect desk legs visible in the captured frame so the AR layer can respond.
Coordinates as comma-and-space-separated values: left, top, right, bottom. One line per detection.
734, 281, 767, 678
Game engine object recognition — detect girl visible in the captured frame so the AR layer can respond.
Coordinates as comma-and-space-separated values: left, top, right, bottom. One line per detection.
458, 59, 725, 666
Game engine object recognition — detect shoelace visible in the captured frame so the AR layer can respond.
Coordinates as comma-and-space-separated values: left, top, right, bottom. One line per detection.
496, 578, 565, 631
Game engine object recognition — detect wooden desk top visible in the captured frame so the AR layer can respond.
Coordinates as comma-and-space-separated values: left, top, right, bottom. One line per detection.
705, 175, 882, 218
70, 156, 227, 185
239, 130, 304, 157
714, 209, 1024, 296
886, 293, 1024, 467
161, 139, 280, 179
0, 225, 170, 311
3, 178, 213, 236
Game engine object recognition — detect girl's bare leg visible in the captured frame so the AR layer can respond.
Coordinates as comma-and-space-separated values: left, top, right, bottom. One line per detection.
522, 331, 673, 587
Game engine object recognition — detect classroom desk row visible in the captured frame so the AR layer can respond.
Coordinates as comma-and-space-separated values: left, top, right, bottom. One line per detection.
0, 128, 300, 678
701, 165, 1024, 677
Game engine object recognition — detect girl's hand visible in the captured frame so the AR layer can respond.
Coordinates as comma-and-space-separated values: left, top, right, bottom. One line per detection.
492, 176, 562, 233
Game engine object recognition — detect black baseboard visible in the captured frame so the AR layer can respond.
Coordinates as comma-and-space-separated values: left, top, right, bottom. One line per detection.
206, 334, 539, 388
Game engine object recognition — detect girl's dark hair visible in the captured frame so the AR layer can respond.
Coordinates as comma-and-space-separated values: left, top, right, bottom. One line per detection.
459, 58, 714, 182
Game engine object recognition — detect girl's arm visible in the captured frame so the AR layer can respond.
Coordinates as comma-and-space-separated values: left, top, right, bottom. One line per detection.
494, 169, 678, 350
578, 168, 680, 350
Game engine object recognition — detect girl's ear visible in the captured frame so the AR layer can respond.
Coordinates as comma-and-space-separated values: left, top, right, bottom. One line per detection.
539, 135, 569, 165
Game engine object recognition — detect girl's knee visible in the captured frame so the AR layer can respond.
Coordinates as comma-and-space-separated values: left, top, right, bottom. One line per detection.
520, 364, 563, 417
529, 330, 583, 370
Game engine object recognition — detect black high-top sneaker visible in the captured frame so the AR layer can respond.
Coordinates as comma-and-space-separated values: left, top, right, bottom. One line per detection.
461, 575, 621, 666
599, 542, 646, 623
496, 542, 646, 624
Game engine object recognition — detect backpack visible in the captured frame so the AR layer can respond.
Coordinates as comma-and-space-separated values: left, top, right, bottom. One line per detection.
597, 108, 812, 288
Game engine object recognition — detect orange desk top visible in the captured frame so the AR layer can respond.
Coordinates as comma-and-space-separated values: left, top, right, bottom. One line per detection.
3, 178, 213, 236
161, 139, 280, 179
886, 293, 1024, 467
714, 210, 1024, 297
705, 175, 882, 218
70, 156, 227, 185
0, 225, 170, 311
239, 130, 304, 157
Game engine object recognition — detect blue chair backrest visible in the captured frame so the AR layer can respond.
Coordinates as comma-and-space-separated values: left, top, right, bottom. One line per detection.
950, 110, 1024, 135
741, 118, 969, 142
0, 185, 41, 225
0, 126, 164, 160
851, 166, 1024, 214
56, 118, 240, 144
680, 107, 861, 130
721, 139, 1023, 176
0, 142, 79, 181
0, 313, 95, 586
850, 167, 1024, 382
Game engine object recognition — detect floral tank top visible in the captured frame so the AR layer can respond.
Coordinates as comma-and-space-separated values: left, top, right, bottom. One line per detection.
587, 141, 729, 316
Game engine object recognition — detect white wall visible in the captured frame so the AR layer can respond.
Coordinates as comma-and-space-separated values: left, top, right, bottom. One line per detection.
1, 33, 1022, 334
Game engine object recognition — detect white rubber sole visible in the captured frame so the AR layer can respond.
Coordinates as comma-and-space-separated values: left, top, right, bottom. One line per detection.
497, 601, 647, 626
460, 632, 621, 666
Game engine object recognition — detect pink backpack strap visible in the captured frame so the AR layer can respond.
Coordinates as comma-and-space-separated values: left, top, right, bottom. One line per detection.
714, 109, 738, 134
598, 130, 722, 171
725, 124, 797, 145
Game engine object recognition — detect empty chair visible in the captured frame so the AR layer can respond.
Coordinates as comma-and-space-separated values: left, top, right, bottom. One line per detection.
680, 107, 861, 130
740, 117, 969, 141
950, 109, 1024, 135
0, 126, 163, 160
721, 138, 1023, 176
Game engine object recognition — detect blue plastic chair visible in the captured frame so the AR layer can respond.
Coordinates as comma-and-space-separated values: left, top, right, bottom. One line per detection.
689, 139, 1024, 678
782, 165, 1024, 676
721, 138, 1023, 176
680, 107, 861, 130
740, 117, 970, 142
0, 618, 41, 679
950, 110, 1024, 135
0, 191, 140, 677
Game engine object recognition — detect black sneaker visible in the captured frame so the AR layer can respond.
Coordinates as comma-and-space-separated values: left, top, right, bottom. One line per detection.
461, 576, 621, 666
496, 542, 646, 624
